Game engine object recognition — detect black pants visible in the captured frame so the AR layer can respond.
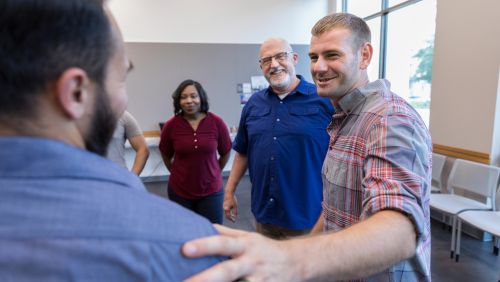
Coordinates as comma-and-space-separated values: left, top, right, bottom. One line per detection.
168, 186, 224, 224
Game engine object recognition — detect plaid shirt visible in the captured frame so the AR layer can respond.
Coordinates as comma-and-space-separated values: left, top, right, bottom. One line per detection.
322, 79, 431, 281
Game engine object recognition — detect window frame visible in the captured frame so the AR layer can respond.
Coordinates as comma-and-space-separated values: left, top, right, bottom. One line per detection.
342, 0, 424, 79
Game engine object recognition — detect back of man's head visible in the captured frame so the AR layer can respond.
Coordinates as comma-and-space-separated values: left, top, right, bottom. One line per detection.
0, 0, 112, 122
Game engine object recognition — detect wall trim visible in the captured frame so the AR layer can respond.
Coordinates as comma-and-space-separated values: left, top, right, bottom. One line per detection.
139, 136, 491, 164
143, 130, 160, 138
433, 143, 490, 164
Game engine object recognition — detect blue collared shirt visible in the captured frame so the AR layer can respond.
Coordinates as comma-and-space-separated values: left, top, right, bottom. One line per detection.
0, 137, 225, 281
234, 76, 334, 229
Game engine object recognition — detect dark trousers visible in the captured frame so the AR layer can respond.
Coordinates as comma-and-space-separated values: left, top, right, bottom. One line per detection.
168, 186, 224, 224
256, 222, 311, 240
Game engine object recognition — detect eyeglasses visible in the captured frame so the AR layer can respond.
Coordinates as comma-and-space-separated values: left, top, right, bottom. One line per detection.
259, 51, 293, 67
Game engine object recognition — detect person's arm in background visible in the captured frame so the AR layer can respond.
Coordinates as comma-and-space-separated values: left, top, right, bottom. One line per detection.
128, 134, 149, 175
122, 111, 149, 175
159, 119, 174, 173
160, 152, 174, 172
223, 152, 247, 222
216, 116, 232, 172
218, 151, 230, 171
309, 213, 324, 235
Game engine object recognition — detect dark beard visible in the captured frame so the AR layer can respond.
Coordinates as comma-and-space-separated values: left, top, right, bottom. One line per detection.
84, 85, 118, 156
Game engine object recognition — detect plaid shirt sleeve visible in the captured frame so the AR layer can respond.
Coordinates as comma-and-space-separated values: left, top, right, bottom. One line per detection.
361, 111, 432, 277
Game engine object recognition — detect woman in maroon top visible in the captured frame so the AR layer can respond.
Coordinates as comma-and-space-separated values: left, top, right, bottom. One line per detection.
159, 79, 232, 224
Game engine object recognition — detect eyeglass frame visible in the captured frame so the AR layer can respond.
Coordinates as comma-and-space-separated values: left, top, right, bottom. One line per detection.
258, 51, 294, 67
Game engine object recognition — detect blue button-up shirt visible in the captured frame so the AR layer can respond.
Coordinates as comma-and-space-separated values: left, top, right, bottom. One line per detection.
0, 137, 225, 281
234, 76, 334, 229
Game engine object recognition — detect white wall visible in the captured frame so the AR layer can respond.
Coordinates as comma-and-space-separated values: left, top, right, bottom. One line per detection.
109, 0, 328, 44
110, 0, 500, 164
430, 0, 500, 163
491, 69, 500, 166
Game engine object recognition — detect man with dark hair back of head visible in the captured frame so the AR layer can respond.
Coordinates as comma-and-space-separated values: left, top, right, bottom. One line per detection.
182, 12, 431, 282
0, 0, 225, 280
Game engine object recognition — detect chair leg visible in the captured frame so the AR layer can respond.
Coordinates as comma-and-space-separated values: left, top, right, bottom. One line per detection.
451, 216, 457, 259
455, 219, 462, 262
441, 213, 447, 229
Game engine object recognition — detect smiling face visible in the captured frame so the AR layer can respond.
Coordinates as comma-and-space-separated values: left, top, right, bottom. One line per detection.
179, 85, 201, 116
309, 28, 372, 102
259, 38, 298, 94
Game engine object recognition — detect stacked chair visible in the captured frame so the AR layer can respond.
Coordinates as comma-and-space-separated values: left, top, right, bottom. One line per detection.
455, 186, 500, 281
429, 158, 500, 262
431, 153, 447, 193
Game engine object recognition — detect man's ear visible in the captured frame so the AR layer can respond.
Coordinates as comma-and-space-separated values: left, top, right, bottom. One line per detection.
291, 52, 299, 66
55, 68, 90, 119
359, 42, 373, 70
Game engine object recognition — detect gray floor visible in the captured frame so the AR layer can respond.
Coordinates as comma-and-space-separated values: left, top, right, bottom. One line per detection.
146, 176, 500, 282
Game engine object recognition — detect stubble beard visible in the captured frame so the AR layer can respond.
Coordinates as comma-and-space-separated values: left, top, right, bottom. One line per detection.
84, 84, 118, 156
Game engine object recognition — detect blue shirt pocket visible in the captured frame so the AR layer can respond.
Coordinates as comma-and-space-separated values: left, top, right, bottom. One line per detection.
246, 106, 271, 136
288, 106, 325, 130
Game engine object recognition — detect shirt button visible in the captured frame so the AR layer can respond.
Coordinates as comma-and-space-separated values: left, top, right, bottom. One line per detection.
270, 177, 274, 181
194, 133, 197, 136
273, 137, 277, 140
280, 101, 283, 104
276, 118, 280, 122
195, 145, 198, 149
194, 139, 198, 142
269, 198, 274, 202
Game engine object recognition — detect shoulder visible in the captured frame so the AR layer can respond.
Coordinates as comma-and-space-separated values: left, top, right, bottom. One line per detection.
161, 116, 181, 139
243, 90, 269, 112
248, 88, 268, 102
295, 76, 317, 93
365, 89, 418, 120
301, 79, 317, 91
164, 115, 181, 127
361, 90, 429, 139
121, 111, 137, 125
206, 112, 224, 124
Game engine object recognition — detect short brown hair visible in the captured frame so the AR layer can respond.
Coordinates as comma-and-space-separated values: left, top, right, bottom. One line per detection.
311, 13, 371, 51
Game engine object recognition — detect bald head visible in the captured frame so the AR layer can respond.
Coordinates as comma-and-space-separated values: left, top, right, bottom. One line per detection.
259, 37, 293, 58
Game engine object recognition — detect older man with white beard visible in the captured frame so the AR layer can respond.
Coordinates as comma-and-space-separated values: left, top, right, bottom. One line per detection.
223, 38, 334, 239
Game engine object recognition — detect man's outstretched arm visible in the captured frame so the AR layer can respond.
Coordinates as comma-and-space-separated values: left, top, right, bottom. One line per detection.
182, 209, 416, 282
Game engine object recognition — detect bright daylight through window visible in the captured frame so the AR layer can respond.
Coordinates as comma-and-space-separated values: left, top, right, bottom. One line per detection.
342, 0, 436, 126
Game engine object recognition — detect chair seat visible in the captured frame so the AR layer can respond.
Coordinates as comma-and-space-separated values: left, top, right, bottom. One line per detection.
459, 211, 500, 236
430, 194, 491, 214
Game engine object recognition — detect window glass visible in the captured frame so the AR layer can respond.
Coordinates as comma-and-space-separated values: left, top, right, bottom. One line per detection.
336, 0, 343, 12
385, 0, 436, 126
347, 0, 381, 18
388, 0, 409, 7
366, 18, 381, 81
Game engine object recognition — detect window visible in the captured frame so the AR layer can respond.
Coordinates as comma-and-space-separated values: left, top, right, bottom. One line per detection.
343, 0, 436, 126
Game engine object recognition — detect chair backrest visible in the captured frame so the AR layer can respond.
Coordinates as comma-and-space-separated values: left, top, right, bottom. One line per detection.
432, 153, 447, 191
447, 159, 500, 209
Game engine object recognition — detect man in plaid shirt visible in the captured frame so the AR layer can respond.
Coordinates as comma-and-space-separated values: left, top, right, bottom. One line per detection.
183, 13, 431, 282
